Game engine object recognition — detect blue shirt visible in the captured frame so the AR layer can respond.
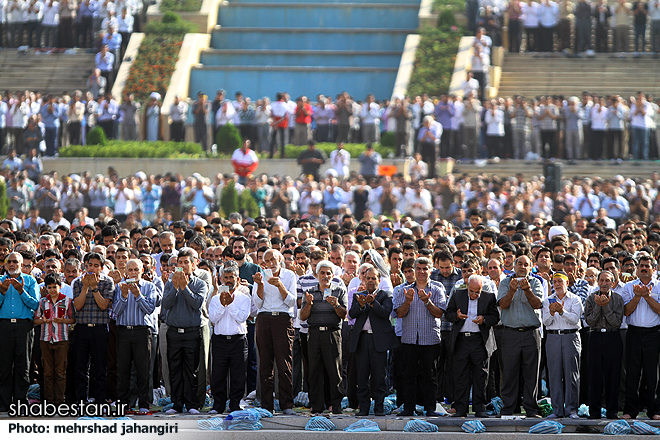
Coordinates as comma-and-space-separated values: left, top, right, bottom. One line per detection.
0, 273, 40, 320
434, 101, 455, 130
80, 1, 96, 17
95, 51, 115, 72
431, 267, 463, 332
393, 280, 446, 345
40, 104, 61, 128
113, 279, 159, 328
102, 33, 122, 52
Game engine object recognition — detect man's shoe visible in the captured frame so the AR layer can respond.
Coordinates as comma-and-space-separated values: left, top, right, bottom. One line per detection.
398, 410, 415, 417
474, 411, 489, 418
356, 411, 369, 417
546, 414, 558, 419
374, 412, 385, 416
282, 408, 297, 416
527, 413, 542, 418
452, 413, 467, 418
426, 411, 443, 417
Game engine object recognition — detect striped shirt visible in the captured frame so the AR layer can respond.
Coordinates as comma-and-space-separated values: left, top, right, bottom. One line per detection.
113, 280, 159, 327
297, 273, 318, 332
35, 294, 74, 342
393, 280, 447, 345
72, 274, 115, 324
431, 267, 462, 332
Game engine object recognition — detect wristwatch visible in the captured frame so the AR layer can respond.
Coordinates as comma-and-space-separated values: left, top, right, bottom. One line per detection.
424, 300, 431, 306
91, 288, 99, 292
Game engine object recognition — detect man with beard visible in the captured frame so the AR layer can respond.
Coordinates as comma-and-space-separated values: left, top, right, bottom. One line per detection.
208, 262, 252, 414
622, 255, 660, 420
0, 252, 39, 411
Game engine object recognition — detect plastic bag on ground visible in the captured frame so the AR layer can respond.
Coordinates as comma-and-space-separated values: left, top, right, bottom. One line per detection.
224, 409, 263, 431
485, 397, 503, 416
604, 420, 631, 435
631, 421, 660, 435
529, 420, 564, 434
294, 392, 309, 408
404, 419, 439, 432
198, 418, 226, 431
462, 420, 486, 433
344, 419, 381, 432
306, 416, 336, 431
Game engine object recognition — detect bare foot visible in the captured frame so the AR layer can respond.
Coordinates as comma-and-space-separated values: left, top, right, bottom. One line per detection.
622, 414, 632, 420
653, 414, 660, 420
447, 408, 456, 414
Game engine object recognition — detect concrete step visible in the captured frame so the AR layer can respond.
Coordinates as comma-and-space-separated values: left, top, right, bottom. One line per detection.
200, 49, 402, 67
211, 26, 410, 50
189, 65, 397, 101
218, 2, 419, 29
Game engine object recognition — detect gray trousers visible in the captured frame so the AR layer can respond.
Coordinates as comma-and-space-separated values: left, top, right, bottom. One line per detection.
501, 327, 541, 415
197, 322, 211, 406
159, 322, 171, 396
463, 125, 479, 158
565, 129, 582, 160
546, 332, 581, 417
512, 129, 528, 159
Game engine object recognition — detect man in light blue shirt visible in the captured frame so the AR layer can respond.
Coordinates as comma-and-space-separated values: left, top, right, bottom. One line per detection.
40, 95, 60, 157
0, 252, 39, 411
358, 143, 382, 179
95, 45, 116, 91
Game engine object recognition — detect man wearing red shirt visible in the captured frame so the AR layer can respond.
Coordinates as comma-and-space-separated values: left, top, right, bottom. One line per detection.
293, 96, 313, 146
231, 140, 259, 185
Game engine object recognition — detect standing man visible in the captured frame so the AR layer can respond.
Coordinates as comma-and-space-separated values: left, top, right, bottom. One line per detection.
297, 140, 326, 182
208, 262, 252, 415
113, 259, 158, 413
348, 267, 398, 416
300, 261, 348, 415
162, 249, 208, 415
497, 256, 544, 417
584, 271, 624, 420
445, 275, 499, 418
169, 94, 188, 143
0, 252, 39, 411
72, 252, 115, 406
252, 249, 297, 415
542, 272, 583, 419
329, 142, 350, 179
622, 255, 660, 420
393, 257, 446, 417
192, 92, 209, 152
358, 143, 382, 179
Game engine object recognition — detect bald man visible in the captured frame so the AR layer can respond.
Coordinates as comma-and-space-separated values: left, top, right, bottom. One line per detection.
446, 275, 499, 418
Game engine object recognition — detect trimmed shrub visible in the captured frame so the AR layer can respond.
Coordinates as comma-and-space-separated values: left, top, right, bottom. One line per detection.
220, 179, 239, 217
144, 13, 198, 35
281, 143, 395, 159
59, 141, 203, 158
379, 132, 396, 148
160, 0, 203, 13
239, 189, 260, 219
0, 177, 10, 219
216, 124, 242, 155
86, 126, 108, 146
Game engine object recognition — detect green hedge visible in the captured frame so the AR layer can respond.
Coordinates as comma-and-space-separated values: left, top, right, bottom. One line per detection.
160, 0, 203, 13
281, 143, 395, 159
144, 12, 198, 35
59, 141, 204, 158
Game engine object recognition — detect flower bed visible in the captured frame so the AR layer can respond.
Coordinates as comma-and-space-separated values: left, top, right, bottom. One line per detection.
123, 35, 182, 102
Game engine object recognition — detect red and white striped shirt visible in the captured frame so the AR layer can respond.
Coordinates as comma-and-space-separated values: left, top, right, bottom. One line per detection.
35, 294, 74, 343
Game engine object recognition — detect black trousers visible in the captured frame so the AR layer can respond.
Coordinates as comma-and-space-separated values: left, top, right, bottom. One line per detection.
68, 121, 82, 145
74, 324, 109, 403
588, 330, 622, 418
402, 343, 439, 413
355, 332, 387, 414
590, 130, 605, 159
436, 330, 454, 403
170, 121, 185, 142
453, 333, 489, 414
540, 130, 556, 158
292, 328, 303, 395
307, 328, 344, 413
624, 325, 660, 418
270, 126, 286, 158
392, 336, 406, 407
500, 328, 541, 415
116, 326, 152, 409
0, 320, 33, 410
211, 333, 247, 413
167, 327, 201, 412
440, 129, 452, 157
419, 141, 436, 179
342, 324, 358, 407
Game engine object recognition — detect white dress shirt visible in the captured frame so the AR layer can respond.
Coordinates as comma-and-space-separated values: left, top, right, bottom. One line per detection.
542, 291, 583, 330
461, 296, 481, 332
208, 289, 252, 335
622, 279, 660, 327
252, 267, 297, 317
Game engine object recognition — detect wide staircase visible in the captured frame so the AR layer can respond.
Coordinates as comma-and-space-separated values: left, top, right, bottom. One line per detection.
0, 50, 96, 95
189, 0, 421, 100
497, 53, 660, 98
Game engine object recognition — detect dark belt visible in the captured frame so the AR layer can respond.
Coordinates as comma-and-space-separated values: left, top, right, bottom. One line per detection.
459, 332, 480, 337
589, 328, 620, 333
0, 318, 32, 323
168, 326, 199, 334
547, 329, 578, 335
80, 323, 107, 327
628, 324, 660, 331
311, 326, 340, 332
215, 334, 246, 340
118, 325, 149, 330
493, 324, 504, 330
505, 326, 538, 332
258, 312, 290, 317
361, 329, 373, 334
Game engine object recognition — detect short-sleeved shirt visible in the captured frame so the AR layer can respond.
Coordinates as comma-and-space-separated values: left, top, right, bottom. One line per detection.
497, 275, 543, 328
393, 280, 446, 346
72, 274, 115, 324
35, 293, 74, 342
301, 282, 347, 329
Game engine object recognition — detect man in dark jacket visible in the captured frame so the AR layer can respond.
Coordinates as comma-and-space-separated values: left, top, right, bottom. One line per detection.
445, 274, 499, 418
349, 267, 400, 416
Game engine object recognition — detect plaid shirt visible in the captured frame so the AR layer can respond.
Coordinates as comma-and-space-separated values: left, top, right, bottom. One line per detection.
537, 104, 558, 131
35, 294, 74, 342
72, 274, 115, 324
431, 267, 462, 332
393, 280, 446, 346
